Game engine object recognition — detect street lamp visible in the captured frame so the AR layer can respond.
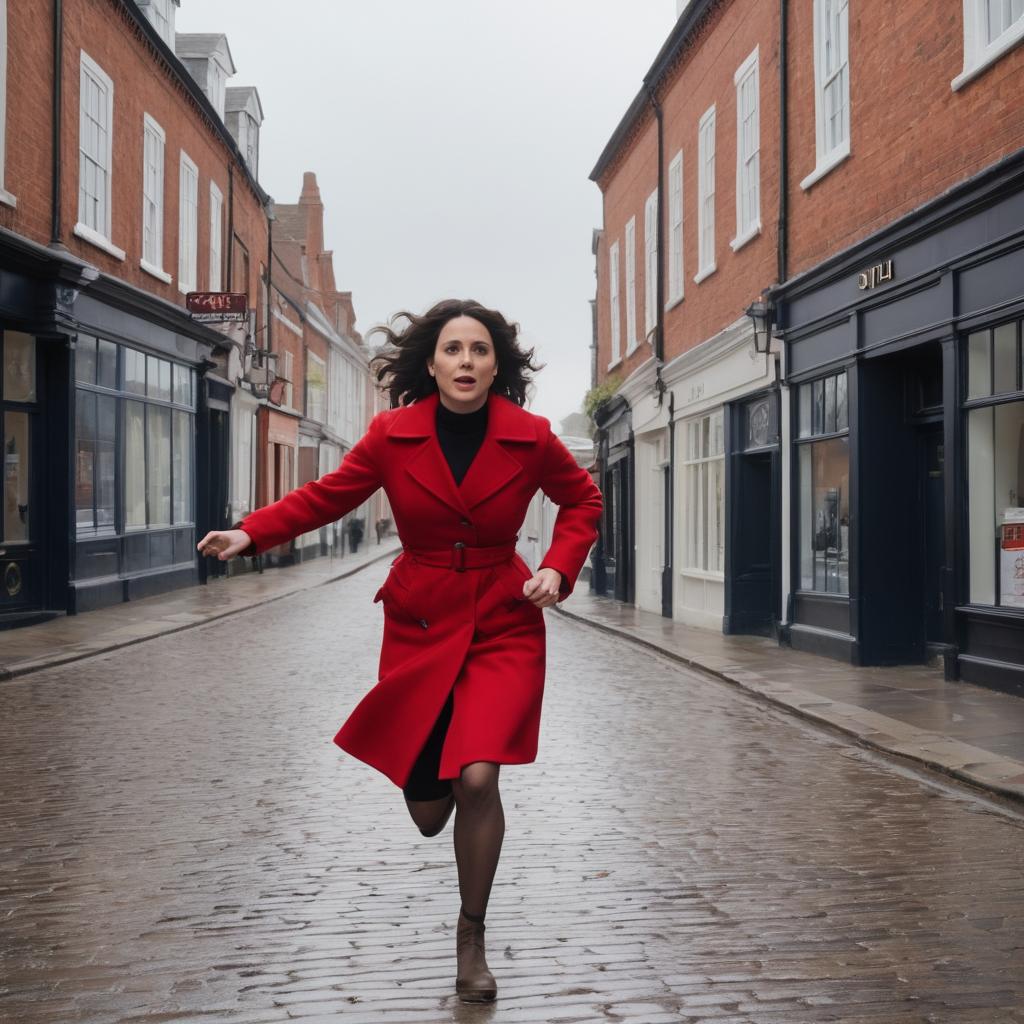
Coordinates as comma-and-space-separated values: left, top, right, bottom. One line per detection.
745, 296, 774, 354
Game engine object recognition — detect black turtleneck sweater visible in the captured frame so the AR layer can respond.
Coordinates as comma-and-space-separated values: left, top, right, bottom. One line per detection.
436, 395, 489, 485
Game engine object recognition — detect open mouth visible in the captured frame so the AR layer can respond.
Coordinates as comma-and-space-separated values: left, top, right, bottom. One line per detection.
455, 377, 476, 385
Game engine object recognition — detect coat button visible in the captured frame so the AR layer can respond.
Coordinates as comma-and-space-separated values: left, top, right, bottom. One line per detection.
459, 518, 471, 526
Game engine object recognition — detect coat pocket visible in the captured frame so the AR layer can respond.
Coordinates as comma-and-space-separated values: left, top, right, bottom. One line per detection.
374, 570, 428, 629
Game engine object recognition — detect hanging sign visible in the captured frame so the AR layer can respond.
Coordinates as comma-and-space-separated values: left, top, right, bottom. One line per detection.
186, 292, 248, 322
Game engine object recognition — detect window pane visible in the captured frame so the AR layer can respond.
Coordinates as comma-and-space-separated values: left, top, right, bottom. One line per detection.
97, 339, 117, 390
146, 405, 171, 527
836, 370, 849, 430
96, 395, 116, 529
3, 332, 36, 402
812, 378, 825, 434
125, 401, 146, 528
3, 412, 30, 543
173, 364, 191, 406
147, 355, 171, 401
993, 322, 1018, 395
124, 347, 146, 395
967, 406, 995, 604
172, 410, 192, 524
800, 436, 850, 594
74, 390, 97, 529
994, 401, 1024, 605
799, 382, 812, 438
967, 330, 992, 400
75, 335, 97, 385
824, 375, 837, 433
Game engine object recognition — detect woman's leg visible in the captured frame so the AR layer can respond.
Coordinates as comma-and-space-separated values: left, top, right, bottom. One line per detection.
451, 761, 504, 919
403, 689, 455, 836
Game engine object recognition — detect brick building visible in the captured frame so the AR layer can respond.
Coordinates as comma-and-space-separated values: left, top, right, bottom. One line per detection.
590, 0, 1024, 695
0, 0, 270, 620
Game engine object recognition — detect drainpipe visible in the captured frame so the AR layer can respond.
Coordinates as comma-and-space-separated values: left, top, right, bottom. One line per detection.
50, 0, 63, 246
226, 164, 235, 288
777, 0, 789, 289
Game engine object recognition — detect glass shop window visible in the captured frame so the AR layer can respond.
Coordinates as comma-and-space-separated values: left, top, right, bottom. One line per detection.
796, 369, 850, 594
965, 318, 1024, 607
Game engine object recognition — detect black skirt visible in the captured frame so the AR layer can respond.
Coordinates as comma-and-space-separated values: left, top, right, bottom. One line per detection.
401, 686, 455, 800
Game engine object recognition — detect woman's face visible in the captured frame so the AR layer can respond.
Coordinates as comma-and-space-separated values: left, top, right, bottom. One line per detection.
427, 315, 498, 412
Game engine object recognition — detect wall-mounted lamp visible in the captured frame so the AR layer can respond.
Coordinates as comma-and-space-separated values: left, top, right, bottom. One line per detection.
745, 296, 774, 354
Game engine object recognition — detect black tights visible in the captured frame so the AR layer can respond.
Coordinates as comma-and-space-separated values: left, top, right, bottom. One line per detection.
403, 689, 505, 921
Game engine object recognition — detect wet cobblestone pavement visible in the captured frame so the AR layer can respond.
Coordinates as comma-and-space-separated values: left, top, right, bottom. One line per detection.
2, 565, 1024, 1023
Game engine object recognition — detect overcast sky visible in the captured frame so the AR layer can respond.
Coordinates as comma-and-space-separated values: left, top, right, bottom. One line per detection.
176, 1, 677, 425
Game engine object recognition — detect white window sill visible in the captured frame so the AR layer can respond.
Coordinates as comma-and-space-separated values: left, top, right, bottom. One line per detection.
664, 293, 684, 313
73, 222, 125, 261
679, 567, 725, 581
693, 263, 717, 285
177, 279, 197, 295
607, 355, 623, 371
625, 340, 640, 357
730, 221, 761, 253
0, 187, 17, 208
800, 140, 851, 191
953, 24, 1024, 90
140, 258, 172, 284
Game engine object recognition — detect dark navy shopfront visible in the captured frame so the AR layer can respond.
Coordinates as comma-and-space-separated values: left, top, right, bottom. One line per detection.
774, 151, 1024, 697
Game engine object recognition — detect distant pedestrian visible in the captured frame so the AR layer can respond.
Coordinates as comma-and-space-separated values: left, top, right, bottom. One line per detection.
346, 516, 364, 553
197, 298, 602, 1002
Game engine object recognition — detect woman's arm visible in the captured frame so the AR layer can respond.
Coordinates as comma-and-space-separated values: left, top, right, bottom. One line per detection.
230, 411, 387, 557
535, 426, 603, 601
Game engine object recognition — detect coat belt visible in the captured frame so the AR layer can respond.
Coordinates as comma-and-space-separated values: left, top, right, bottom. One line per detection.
402, 539, 518, 571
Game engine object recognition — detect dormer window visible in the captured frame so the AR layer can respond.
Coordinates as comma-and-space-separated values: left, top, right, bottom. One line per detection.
138, 0, 178, 48
174, 33, 235, 121
224, 86, 264, 180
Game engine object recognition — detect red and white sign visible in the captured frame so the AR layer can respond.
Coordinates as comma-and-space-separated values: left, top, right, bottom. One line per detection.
186, 291, 248, 322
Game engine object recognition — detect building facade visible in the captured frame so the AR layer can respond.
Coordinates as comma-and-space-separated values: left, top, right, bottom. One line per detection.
0, 0, 270, 621
589, 0, 1024, 696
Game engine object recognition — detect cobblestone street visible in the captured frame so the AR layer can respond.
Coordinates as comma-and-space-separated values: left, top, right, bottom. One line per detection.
2, 565, 1024, 1023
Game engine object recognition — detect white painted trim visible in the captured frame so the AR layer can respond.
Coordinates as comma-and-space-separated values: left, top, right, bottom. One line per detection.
697, 103, 716, 276
810, 0, 850, 185
141, 113, 165, 272
679, 568, 726, 582
608, 238, 621, 364
78, 50, 116, 248
74, 221, 125, 260
624, 215, 638, 354
0, 187, 16, 208
800, 137, 851, 191
273, 307, 302, 336
140, 257, 172, 283
693, 262, 716, 285
953, 0, 1024, 89
729, 220, 762, 252
667, 149, 684, 304
0, 0, 8, 195
607, 355, 623, 371
734, 45, 760, 246
177, 149, 199, 294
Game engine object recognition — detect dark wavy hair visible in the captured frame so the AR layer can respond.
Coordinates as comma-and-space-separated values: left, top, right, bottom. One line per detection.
368, 298, 544, 408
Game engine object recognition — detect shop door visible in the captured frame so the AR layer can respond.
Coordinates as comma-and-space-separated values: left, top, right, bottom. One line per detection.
1, 334, 43, 615
920, 423, 945, 645
729, 451, 775, 634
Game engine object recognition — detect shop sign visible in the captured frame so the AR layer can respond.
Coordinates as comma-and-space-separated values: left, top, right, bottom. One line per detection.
186, 292, 248, 322
857, 259, 894, 290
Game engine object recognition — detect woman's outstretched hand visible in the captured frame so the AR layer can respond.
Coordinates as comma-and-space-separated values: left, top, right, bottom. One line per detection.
196, 528, 252, 561
522, 567, 564, 609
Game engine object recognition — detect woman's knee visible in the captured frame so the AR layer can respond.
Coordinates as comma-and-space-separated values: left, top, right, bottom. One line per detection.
453, 761, 501, 806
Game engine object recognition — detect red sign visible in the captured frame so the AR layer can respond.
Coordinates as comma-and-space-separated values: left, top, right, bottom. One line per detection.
186, 291, 248, 322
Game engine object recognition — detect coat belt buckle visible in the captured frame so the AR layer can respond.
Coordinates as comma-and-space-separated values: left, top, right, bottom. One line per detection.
452, 541, 466, 572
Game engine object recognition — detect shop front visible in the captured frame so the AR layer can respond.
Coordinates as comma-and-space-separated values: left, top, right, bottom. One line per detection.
593, 394, 634, 604
777, 151, 1024, 695
0, 236, 219, 622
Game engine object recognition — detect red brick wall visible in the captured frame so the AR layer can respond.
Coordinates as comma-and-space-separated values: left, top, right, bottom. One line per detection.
2, 0, 266, 315
595, 0, 779, 384
786, 1, 1024, 275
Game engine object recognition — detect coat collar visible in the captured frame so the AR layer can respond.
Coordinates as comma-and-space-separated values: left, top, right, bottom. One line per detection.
385, 390, 539, 515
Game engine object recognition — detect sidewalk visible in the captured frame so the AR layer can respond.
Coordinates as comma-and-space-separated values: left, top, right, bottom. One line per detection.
0, 540, 401, 682
556, 591, 1024, 806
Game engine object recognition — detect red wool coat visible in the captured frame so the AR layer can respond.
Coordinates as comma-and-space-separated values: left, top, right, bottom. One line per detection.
237, 390, 603, 791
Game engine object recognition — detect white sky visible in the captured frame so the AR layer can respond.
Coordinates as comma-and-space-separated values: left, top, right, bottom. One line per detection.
176, 1, 676, 424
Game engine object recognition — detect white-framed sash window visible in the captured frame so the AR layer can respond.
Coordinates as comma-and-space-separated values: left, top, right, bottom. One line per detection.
732, 46, 761, 251
0, 0, 14, 208
802, 0, 851, 190
682, 410, 725, 574
177, 151, 199, 294
625, 216, 637, 354
141, 114, 167, 280
643, 189, 658, 339
209, 181, 223, 291
954, 0, 1024, 89
667, 150, 683, 306
609, 239, 621, 367
76, 51, 123, 258
696, 105, 716, 281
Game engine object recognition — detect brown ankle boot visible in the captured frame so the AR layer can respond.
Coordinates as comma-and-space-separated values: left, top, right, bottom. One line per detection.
455, 908, 497, 1002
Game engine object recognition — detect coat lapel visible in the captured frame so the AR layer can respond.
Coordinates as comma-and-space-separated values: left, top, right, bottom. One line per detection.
386, 390, 539, 516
